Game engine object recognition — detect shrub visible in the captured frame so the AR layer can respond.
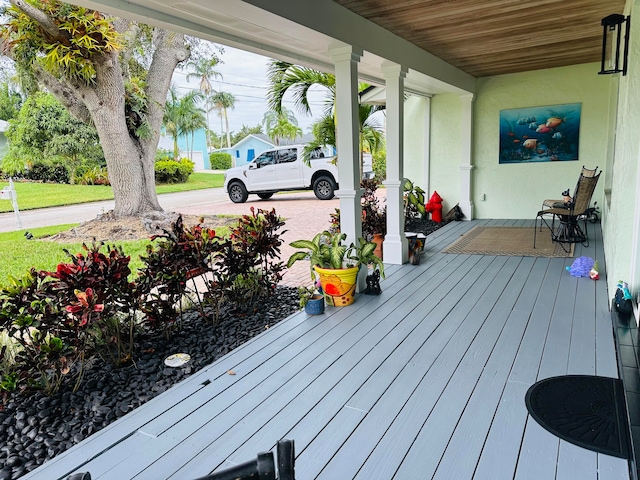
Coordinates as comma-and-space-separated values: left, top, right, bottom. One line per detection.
155, 149, 173, 162
47, 242, 138, 367
209, 152, 232, 170
155, 158, 194, 184
372, 150, 386, 182
0, 269, 67, 394
0, 210, 288, 395
136, 216, 226, 330
24, 160, 71, 184
73, 166, 110, 185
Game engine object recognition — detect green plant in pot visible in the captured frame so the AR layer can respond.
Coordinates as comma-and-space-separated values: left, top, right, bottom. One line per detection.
297, 286, 324, 315
403, 179, 426, 230
287, 231, 383, 307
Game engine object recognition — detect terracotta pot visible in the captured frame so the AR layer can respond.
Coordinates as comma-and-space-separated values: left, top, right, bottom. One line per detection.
314, 265, 359, 306
372, 233, 384, 260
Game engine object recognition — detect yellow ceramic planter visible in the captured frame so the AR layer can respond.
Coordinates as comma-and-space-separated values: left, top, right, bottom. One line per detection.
314, 265, 359, 306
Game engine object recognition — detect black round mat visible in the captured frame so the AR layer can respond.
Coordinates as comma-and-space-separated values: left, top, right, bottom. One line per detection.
525, 375, 631, 458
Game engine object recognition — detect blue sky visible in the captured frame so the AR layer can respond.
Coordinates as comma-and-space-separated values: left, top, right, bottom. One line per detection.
171, 45, 330, 137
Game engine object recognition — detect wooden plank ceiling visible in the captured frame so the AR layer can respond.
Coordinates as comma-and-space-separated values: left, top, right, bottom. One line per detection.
333, 0, 626, 77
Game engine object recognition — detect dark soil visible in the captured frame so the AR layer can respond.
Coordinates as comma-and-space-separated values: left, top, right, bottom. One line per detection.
0, 287, 299, 480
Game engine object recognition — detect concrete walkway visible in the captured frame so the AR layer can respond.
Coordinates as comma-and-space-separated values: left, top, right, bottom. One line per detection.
0, 188, 341, 287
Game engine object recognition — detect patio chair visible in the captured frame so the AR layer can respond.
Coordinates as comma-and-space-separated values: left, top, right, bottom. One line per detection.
534, 168, 601, 252
540, 165, 598, 209
65, 439, 295, 480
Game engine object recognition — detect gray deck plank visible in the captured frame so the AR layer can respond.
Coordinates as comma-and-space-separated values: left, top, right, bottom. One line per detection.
391, 257, 534, 479
348, 255, 520, 480
474, 257, 562, 479
171, 253, 490, 478
21, 220, 627, 480
305, 256, 510, 479
433, 257, 546, 479
136, 246, 480, 478
226, 256, 496, 470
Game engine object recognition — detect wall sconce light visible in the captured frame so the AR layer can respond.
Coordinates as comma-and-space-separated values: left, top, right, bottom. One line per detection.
599, 14, 631, 76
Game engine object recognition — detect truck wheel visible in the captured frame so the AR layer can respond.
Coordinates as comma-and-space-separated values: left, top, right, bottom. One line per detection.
228, 182, 248, 203
257, 193, 274, 200
313, 176, 336, 200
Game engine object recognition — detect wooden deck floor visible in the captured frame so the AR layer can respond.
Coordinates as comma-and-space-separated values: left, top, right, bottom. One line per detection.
23, 219, 630, 480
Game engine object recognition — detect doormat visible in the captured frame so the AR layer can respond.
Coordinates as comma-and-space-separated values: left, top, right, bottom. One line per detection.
442, 226, 574, 257
525, 375, 631, 459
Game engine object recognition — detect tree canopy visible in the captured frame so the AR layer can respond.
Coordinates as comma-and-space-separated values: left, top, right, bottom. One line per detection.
2, 91, 104, 173
0, 0, 190, 216
0, 81, 22, 121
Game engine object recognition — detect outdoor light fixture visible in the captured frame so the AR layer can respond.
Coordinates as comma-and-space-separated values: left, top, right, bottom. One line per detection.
599, 14, 631, 76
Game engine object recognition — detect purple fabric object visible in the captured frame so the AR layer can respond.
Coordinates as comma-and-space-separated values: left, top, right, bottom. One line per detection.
567, 256, 595, 277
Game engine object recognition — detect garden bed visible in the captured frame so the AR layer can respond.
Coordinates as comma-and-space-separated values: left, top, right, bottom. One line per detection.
0, 287, 299, 480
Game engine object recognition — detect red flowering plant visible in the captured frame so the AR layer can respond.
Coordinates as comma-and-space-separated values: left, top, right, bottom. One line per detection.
136, 215, 225, 331
48, 242, 137, 367
0, 268, 72, 394
65, 288, 104, 327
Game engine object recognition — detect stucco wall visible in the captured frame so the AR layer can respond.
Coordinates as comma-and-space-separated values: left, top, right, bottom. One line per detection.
473, 63, 611, 219
603, 0, 640, 302
403, 95, 427, 189
428, 94, 462, 213
426, 64, 612, 219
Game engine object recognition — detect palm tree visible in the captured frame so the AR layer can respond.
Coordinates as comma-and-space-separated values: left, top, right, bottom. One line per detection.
267, 61, 334, 117
262, 107, 302, 145
210, 91, 236, 148
267, 60, 385, 173
185, 58, 222, 150
163, 87, 205, 159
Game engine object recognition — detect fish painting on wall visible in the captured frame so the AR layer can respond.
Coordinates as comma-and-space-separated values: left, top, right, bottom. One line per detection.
499, 103, 581, 164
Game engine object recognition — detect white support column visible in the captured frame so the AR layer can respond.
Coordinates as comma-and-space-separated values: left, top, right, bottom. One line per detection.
382, 63, 408, 264
422, 96, 432, 193
459, 93, 475, 220
330, 45, 366, 287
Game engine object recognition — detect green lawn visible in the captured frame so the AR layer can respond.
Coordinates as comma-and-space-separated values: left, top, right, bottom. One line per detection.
0, 220, 233, 285
0, 225, 152, 285
0, 173, 224, 213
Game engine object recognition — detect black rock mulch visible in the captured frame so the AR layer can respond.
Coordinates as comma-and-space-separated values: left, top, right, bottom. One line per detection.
0, 286, 300, 480
404, 217, 448, 236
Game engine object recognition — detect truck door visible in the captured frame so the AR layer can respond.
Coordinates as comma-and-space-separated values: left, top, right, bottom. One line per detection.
274, 147, 301, 189
246, 150, 277, 190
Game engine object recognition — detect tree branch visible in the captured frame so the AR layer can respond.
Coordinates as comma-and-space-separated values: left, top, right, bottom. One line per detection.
144, 28, 190, 144
33, 63, 93, 124
10, 0, 72, 44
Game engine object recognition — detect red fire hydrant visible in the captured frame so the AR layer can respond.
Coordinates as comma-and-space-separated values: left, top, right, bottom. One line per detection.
425, 191, 443, 223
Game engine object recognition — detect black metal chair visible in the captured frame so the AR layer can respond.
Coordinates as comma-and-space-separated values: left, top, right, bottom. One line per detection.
534, 169, 601, 252
540, 165, 598, 210
66, 439, 295, 480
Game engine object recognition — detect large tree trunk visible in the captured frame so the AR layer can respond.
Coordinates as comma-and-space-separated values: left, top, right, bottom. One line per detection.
4, 4, 189, 218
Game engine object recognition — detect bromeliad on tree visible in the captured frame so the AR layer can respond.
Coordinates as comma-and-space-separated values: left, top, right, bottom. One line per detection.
0, 0, 192, 217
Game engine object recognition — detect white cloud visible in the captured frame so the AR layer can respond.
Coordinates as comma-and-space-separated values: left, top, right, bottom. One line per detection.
172, 44, 330, 136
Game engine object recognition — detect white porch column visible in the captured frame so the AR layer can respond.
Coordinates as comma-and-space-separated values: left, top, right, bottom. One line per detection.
459, 93, 475, 220
382, 63, 408, 264
422, 96, 432, 193
330, 45, 366, 287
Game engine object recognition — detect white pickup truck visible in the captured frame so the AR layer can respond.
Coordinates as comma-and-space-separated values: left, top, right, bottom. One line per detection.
223, 145, 340, 203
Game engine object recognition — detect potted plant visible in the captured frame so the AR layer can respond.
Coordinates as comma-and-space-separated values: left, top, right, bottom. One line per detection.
287, 231, 383, 306
297, 286, 325, 315
403, 179, 426, 230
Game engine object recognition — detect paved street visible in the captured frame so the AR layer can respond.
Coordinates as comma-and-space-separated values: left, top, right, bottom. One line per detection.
0, 188, 341, 287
